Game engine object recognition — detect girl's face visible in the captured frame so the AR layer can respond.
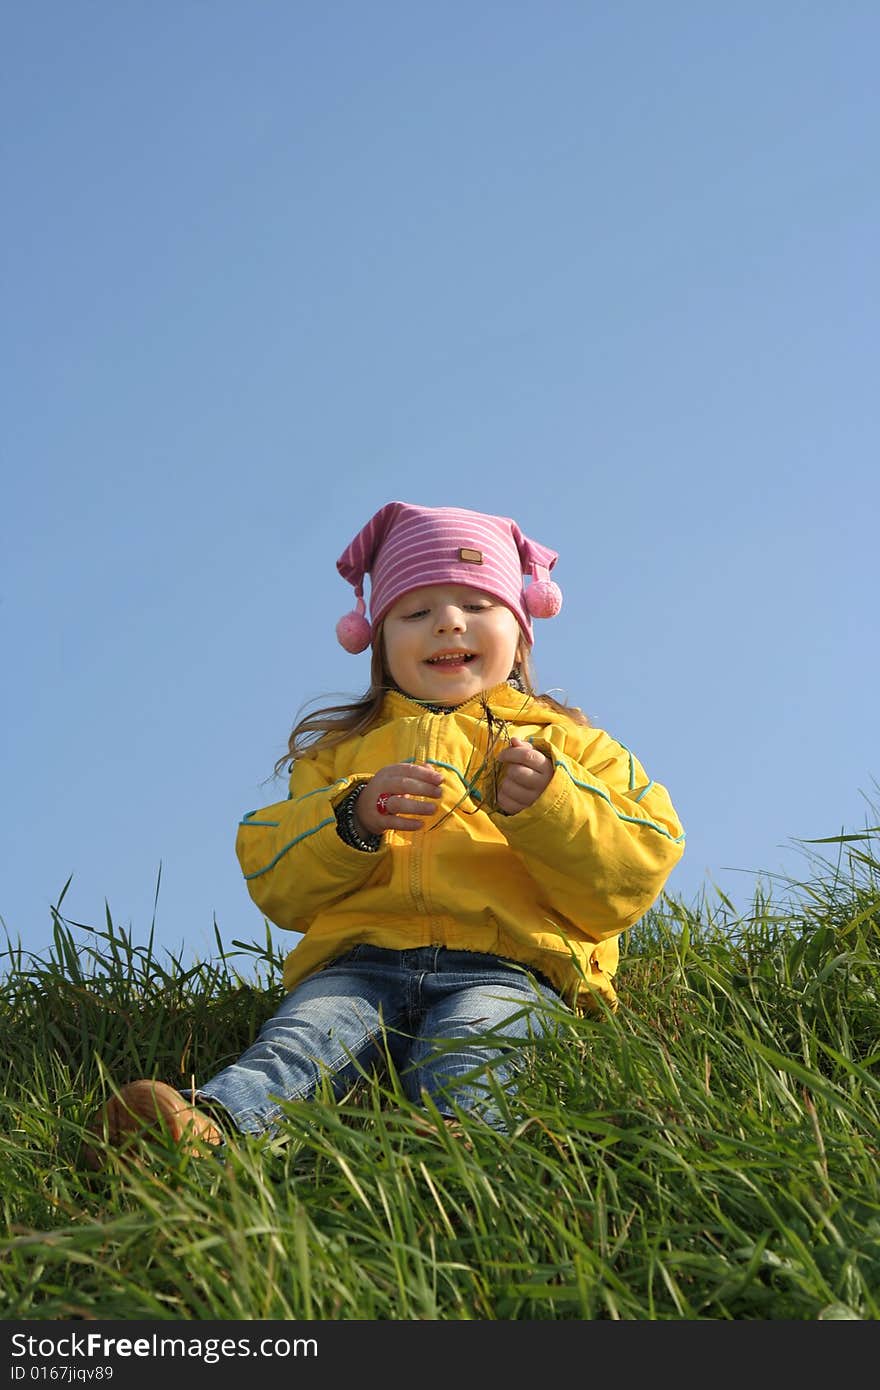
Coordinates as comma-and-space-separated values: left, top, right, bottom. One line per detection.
382, 584, 522, 704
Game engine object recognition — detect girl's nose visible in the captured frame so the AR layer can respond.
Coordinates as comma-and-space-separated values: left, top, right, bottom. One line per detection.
434, 605, 465, 633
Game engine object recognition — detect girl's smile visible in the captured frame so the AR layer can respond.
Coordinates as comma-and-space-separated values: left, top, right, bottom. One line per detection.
425, 648, 477, 668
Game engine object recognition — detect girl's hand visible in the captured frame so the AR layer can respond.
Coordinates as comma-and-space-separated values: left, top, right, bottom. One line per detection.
356, 763, 444, 835
495, 738, 553, 815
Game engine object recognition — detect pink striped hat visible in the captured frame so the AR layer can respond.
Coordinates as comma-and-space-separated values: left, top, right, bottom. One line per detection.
335, 501, 562, 652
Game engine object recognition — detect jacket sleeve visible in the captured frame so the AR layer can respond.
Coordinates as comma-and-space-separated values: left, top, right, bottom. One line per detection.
234, 751, 389, 933
489, 724, 685, 941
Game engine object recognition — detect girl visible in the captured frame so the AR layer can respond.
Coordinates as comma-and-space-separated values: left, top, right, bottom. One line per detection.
84, 501, 685, 1164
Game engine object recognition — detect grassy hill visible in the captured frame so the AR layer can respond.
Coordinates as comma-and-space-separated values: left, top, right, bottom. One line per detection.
2, 829, 878, 1321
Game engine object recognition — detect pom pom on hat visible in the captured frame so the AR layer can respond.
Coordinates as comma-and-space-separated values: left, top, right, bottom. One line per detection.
526, 578, 563, 618
335, 595, 372, 653
525, 562, 563, 618
336, 611, 372, 653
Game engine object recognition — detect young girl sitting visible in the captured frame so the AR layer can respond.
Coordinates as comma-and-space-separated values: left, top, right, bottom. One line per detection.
84, 501, 685, 1164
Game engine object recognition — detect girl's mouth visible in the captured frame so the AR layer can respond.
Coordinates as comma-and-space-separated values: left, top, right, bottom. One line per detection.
426, 652, 477, 666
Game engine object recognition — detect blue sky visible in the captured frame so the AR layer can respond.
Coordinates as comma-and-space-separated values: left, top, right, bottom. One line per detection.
3, 2, 877, 975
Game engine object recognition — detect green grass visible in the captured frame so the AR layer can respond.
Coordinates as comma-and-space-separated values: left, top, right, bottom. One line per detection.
2, 829, 879, 1321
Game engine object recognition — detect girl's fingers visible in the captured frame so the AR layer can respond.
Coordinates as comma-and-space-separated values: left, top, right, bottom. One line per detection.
393, 796, 440, 816
403, 777, 442, 797
497, 744, 543, 769
360, 794, 439, 833
358, 765, 445, 832
501, 765, 538, 789
377, 804, 437, 831
399, 762, 443, 784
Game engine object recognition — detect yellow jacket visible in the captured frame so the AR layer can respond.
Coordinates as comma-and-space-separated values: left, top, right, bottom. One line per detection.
235, 683, 685, 1012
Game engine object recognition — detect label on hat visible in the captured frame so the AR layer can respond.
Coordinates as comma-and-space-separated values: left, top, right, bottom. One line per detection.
458, 548, 483, 564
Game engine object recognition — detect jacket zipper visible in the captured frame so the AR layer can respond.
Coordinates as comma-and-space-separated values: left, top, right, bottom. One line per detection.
408, 712, 431, 915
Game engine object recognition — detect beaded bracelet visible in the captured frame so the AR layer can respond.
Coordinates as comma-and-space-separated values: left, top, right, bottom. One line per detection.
335, 784, 383, 853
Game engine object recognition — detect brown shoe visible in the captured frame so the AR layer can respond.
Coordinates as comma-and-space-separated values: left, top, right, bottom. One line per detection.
83, 1079, 223, 1169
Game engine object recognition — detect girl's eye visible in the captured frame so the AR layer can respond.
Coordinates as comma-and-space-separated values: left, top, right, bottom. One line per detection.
401, 601, 489, 618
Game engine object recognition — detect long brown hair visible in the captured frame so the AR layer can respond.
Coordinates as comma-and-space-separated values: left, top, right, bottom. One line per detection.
273, 620, 589, 775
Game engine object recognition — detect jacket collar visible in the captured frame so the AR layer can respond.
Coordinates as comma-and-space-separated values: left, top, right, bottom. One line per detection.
381, 681, 535, 720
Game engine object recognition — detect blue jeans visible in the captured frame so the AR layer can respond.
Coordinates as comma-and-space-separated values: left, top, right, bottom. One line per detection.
195, 945, 567, 1136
